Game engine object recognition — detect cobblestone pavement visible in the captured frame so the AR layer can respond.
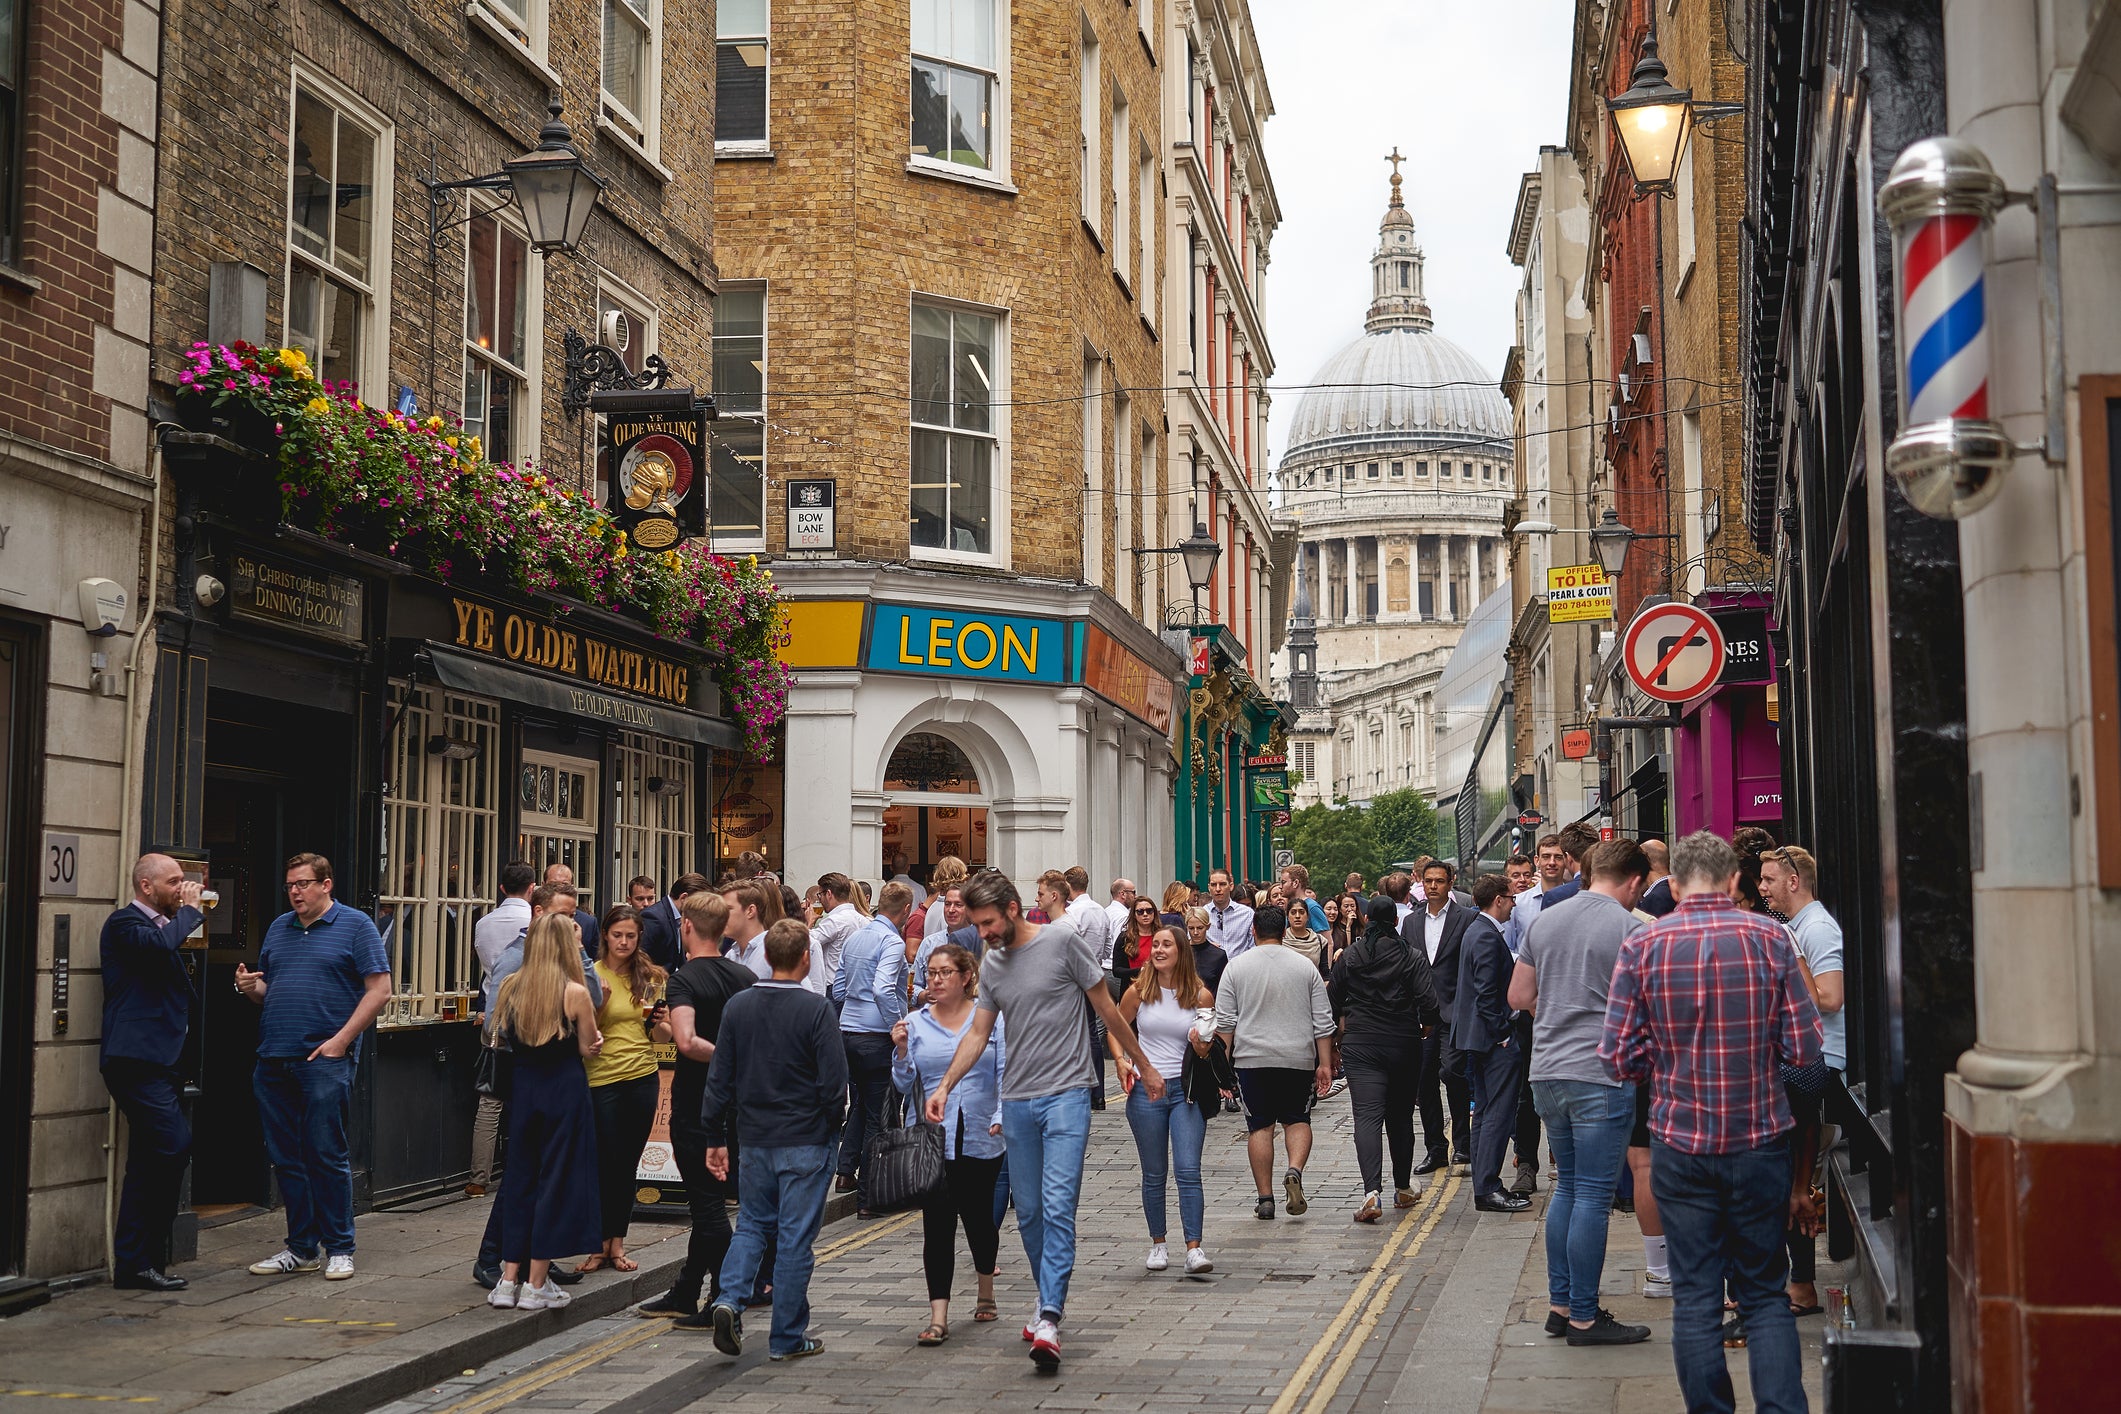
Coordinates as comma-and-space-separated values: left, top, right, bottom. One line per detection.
362, 1095, 1494, 1414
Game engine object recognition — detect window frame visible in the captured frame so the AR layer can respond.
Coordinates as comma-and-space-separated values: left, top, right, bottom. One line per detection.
1110, 84, 1130, 294
460, 200, 543, 468
600, 0, 664, 161
379, 685, 501, 1024
1078, 16, 1099, 232
283, 69, 394, 402
908, 293, 1009, 568
0, 0, 28, 269
710, 281, 768, 550
909, 0, 1011, 185
716, 0, 770, 154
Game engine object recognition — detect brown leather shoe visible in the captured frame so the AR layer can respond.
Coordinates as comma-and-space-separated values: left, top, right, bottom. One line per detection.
464, 1182, 487, 1197
1394, 1187, 1421, 1208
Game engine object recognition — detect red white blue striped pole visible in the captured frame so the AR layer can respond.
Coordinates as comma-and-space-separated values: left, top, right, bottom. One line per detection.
1879, 138, 2014, 520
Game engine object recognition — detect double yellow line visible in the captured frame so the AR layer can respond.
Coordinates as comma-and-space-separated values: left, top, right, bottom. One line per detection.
1266, 1175, 1462, 1414
432, 1211, 920, 1414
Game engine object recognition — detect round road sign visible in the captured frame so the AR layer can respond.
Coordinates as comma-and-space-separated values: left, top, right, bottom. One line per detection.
1622, 602, 1727, 703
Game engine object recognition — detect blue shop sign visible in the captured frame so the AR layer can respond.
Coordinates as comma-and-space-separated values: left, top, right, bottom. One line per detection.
866, 604, 1065, 683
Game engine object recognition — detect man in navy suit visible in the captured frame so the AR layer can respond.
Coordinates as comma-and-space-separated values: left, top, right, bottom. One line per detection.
1454, 874, 1531, 1213
100, 854, 205, 1290
638, 871, 707, 973
1403, 862, 1476, 1175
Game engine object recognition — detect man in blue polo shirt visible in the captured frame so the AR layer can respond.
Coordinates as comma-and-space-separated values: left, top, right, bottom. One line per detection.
234, 852, 391, 1280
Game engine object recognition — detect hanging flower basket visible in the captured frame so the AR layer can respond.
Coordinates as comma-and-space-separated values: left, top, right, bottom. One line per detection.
174, 341, 791, 759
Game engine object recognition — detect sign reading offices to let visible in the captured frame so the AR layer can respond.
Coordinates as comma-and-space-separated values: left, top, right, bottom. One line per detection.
867, 604, 1063, 683
1547, 563, 1614, 623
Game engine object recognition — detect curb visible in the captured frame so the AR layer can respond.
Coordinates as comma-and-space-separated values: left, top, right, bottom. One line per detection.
201, 1191, 862, 1414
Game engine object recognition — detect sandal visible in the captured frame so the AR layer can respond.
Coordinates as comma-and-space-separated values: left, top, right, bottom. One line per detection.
610, 1255, 639, 1273
575, 1255, 608, 1274
973, 1298, 999, 1323
918, 1323, 949, 1346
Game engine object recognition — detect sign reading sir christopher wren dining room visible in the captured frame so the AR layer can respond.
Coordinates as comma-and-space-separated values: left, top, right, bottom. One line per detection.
449, 597, 693, 707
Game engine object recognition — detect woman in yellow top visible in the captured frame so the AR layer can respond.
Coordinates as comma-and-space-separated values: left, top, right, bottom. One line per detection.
579, 904, 670, 1273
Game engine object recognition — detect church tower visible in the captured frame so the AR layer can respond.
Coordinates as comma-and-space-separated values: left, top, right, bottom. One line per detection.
1367, 148, 1433, 334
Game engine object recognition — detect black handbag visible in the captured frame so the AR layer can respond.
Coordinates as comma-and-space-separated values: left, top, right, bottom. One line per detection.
863, 1057, 948, 1213
475, 1038, 512, 1101
1181, 1034, 1234, 1115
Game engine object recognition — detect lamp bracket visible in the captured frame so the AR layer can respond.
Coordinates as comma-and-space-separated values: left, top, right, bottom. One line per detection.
561, 327, 675, 417
422, 169, 514, 259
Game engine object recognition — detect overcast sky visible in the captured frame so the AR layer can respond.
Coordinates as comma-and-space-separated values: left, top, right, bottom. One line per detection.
1251, 0, 1576, 471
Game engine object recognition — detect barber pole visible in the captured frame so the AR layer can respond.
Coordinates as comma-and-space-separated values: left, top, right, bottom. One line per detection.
1879, 137, 2013, 519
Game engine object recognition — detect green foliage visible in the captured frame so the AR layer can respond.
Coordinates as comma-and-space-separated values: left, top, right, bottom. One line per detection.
1283, 802, 1386, 890
1368, 788, 1442, 867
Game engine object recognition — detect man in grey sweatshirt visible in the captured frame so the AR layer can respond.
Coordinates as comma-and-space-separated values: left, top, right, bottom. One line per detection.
1214, 906, 1337, 1220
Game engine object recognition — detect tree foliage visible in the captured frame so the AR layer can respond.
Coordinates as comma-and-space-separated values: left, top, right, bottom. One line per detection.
1284, 802, 1386, 890
1368, 788, 1443, 867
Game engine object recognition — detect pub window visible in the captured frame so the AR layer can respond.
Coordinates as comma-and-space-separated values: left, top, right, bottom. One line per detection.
602, 0, 662, 157
519, 750, 599, 908
710, 284, 766, 545
463, 209, 534, 466
717, 0, 768, 149
381, 687, 501, 1022
287, 78, 387, 392
614, 731, 695, 889
910, 299, 1002, 558
0, 0, 25, 267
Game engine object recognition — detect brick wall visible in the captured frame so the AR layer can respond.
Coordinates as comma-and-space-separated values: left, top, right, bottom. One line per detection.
712, 0, 1165, 588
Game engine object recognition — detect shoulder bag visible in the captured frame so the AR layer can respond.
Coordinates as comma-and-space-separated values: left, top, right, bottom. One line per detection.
474, 1033, 513, 1102
862, 1043, 948, 1213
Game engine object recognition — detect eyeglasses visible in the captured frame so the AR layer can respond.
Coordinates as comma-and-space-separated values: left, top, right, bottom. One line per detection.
286, 878, 325, 892
1134, 905, 1157, 916
928, 966, 961, 979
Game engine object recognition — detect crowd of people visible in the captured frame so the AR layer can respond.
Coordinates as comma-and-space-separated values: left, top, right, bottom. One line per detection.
96, 824, 1843, 1409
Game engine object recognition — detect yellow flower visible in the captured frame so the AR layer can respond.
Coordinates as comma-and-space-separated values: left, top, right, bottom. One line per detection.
467, 436, 483, 458
445, 436, 459, 450
424, 415, 444, 432
614, 543, 628, 559
303, 396, 330, 417
278, 348, 313, 380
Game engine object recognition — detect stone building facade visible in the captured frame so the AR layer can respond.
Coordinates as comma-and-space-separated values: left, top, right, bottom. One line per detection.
1, 0, 164, 1296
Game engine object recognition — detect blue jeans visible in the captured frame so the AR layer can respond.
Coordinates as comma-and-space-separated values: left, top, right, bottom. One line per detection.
714, 1142, 835, 1356
1000, 1087, 1093, 1322
1651, 1138, 1808, 1414
1125, 1088, 1206, 1244
1531, 1079, 1634, 1321
253, 1054, 357, 1257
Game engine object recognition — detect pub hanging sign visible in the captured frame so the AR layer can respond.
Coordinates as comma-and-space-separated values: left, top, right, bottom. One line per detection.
598, 389, 710, 553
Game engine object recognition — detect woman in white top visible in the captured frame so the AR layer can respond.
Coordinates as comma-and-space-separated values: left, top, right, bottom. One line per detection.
891, 943, 1004, 1345
1111, 926, 1217, 1274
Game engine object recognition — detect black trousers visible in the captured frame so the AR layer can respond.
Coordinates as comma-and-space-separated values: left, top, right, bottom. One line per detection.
922, 1152, 1004, 1301
591, 1072, 660, 1241
1342, 1037, 1419, 1195
838, 1032, 896, 1186
1785, 1086, 1823, 1284
1467, 1040, 1527, 1198
104, 1060, 191, 1272
1512, 1012, 1542, 1170
1417, 1030, 1471, 1161
668, 1129, 771, 1307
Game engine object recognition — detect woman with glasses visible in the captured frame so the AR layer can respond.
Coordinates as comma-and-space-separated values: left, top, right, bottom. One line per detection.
1113, 898, 1163, 990
891, 944, 1004, 1346
1112, 926, 1219, 1275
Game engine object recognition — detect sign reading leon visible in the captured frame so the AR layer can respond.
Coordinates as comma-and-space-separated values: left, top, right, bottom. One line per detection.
1622, 602, 1727, 703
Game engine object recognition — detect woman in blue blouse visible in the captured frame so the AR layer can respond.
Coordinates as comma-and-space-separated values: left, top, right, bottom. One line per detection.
891, 942, 1005, 1345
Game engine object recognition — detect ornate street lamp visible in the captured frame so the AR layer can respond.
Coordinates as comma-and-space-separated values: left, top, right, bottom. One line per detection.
1606, 26, 1743, 199
502, 101, 606, 254
1177, 521, 1222, 593
1590, 508, 1636, 578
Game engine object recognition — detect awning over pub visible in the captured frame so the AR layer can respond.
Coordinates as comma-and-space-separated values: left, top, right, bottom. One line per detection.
423, 643, 742, 749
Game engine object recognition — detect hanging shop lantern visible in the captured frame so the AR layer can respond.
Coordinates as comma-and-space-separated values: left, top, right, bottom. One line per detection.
1878, 137, 2013, 518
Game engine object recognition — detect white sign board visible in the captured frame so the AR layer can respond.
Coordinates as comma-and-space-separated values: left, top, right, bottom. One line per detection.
1273, 848, 1294, 871
786, 479, 836, 551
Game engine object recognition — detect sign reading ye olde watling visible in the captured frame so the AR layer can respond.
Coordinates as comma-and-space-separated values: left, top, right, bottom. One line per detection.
450, 597, 693, 707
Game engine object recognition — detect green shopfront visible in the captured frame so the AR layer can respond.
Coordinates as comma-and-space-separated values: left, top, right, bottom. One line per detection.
1174, 624, 1289, 890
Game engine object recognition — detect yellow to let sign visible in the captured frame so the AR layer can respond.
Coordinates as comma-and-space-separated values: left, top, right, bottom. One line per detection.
1547, 563, 1614, 623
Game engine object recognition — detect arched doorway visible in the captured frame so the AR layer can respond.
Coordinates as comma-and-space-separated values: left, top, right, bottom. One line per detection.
880, 730, 990, 880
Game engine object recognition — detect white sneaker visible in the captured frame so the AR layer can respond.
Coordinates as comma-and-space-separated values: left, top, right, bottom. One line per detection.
488, 1279, 520, 1309
1145, 1242, 1169, 1271
1185, 1247, 1214, 1274
324, 1255, 355, 1280
1643, 1274, 1674, 1299
1326, 1076, 1347, 1098
248, 1248, 322, 1276
517, 1280, 572, 1310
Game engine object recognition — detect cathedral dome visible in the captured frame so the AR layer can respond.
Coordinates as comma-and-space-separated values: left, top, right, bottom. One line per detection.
1285, 328, 1511, 460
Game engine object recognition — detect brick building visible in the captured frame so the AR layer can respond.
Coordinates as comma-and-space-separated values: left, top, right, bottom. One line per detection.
738, 0, 1209, 893
0, 0, 164, 1298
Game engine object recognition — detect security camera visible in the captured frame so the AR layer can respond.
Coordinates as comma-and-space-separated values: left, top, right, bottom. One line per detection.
194, 574, 226, 607
77, 578, 127, 636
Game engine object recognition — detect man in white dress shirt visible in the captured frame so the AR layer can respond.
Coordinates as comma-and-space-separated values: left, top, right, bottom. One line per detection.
1105, 878, 1137, 941
1205, 869, 1256, 960
473, 861, 536, 976
1063, 866, 1115, 969
807, 872, 865, 993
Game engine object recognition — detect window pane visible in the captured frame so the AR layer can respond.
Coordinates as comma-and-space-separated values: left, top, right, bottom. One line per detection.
318, 276, 364, 388
462, 358, 488, 444
497, 224, 528, 367
910, 427, 950, 549
289, 92, 334, 260
604, 0, 647, 114
910, 0, 941, 56
334, 118, 374, 279
488, 367, 520, 463
711, 417, 764, 538
716, 40, 767, 142
718, 0, 766, 34
951, 310, 993, 432
287, 264, 323, 364
946, 64, 990, 170
711, 290, 763, 414
949, 431, 991, 554
910, 304, 951, 426
910, 58, 948, 159
467, 215, 497, 349
949, 0, 993, 68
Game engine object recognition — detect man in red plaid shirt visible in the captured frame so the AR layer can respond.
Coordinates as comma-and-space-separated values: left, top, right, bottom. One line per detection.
1600, 831, 1823, 1414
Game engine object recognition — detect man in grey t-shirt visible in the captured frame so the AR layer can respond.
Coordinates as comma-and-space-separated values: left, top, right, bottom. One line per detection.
1214, 907, 1335, 1221
929, 873, 1160, 1374
1507, 840, 1652, 1345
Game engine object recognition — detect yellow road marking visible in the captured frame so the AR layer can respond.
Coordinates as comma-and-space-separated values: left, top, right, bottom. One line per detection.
428, 1209, 922, 1414
1266, 1174, 1461, 1414
3, 1394, 156, 1404
280, 1317, 399, 1327
1297, 1179, 1458, 1414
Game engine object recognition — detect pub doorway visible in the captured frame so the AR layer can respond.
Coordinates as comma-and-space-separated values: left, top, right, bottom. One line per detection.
881, 731, 989, 885
0, 618, 44, 1282
192, 690, 353, 1213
